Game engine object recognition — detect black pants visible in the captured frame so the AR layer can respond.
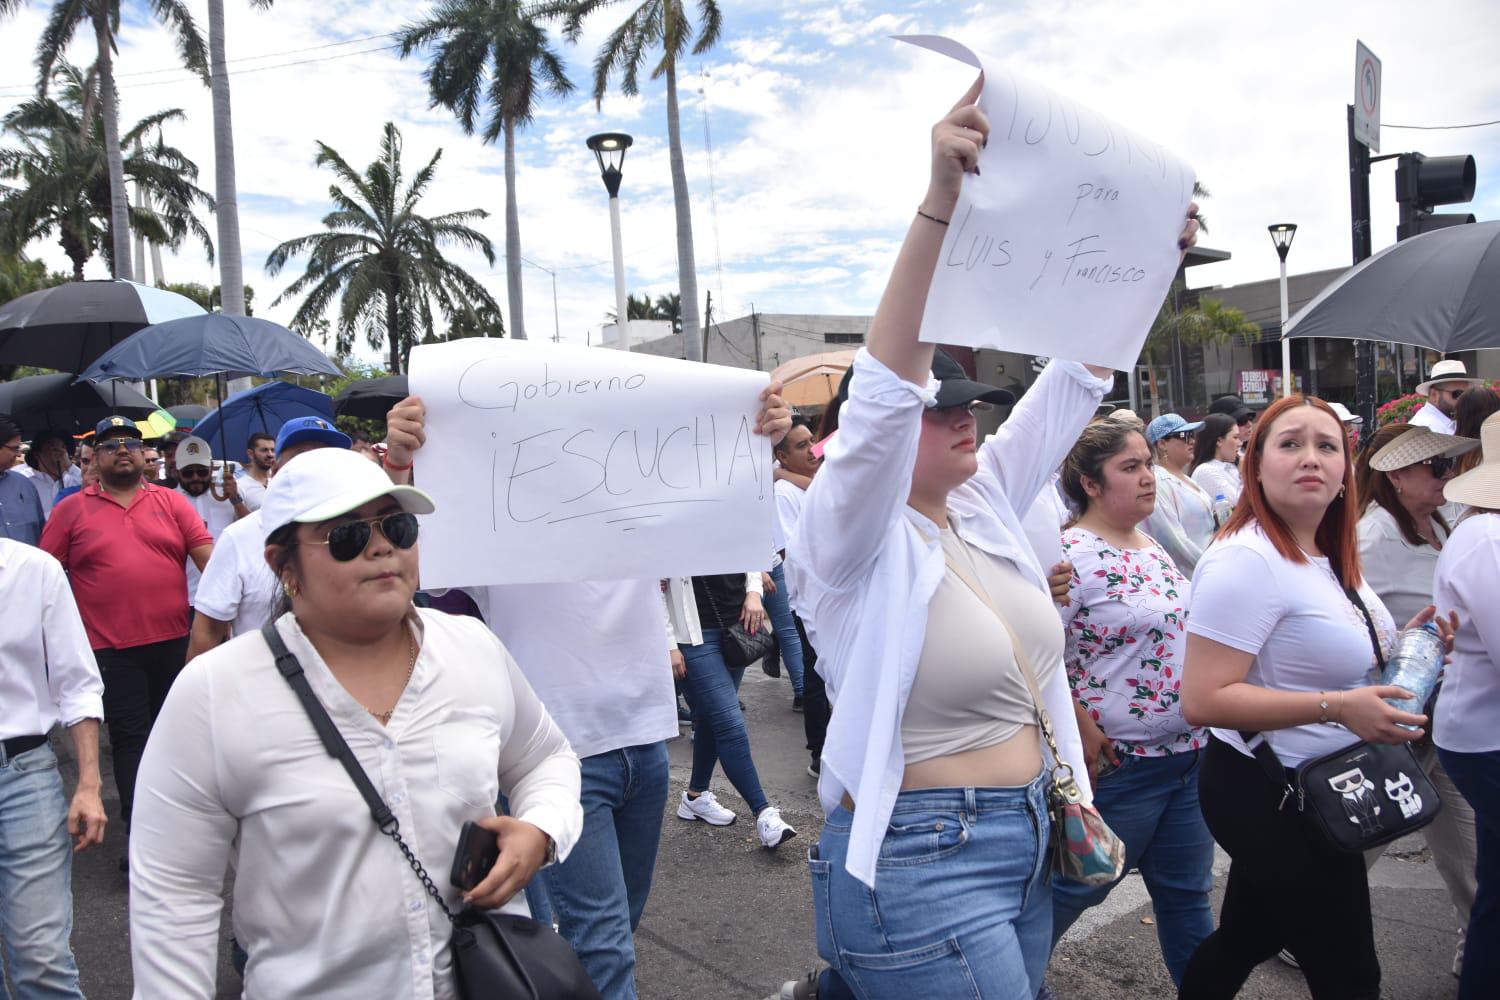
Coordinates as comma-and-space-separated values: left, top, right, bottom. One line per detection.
794, 613, 829, 765
1179, 737, 1380, 1000
94, 635, 190, 829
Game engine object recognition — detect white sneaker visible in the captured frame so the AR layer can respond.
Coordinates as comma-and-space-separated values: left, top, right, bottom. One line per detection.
677, 791, 736, 826
756, 806, 797, 848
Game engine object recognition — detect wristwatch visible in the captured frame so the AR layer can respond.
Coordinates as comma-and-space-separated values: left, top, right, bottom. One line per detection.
542, 834, 558, 867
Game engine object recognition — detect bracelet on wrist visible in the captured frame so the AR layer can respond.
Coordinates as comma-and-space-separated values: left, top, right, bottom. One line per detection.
916, 207, 950, 227
382, 455, 414, 471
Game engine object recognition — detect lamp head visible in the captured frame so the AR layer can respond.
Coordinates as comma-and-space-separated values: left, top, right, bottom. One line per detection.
1267, 222, 1298, 261
587, 132, 634, 197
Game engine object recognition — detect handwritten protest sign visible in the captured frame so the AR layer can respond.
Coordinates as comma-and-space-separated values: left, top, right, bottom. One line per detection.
897, 35, 1196, 371
408, 339, 773, 587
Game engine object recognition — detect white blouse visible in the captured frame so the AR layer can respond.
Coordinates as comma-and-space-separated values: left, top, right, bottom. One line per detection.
1356, 504, 1446, 628
1433, 513, 1500, 754
1191, 459, 1242, 506
1145, 467, 1217, 577
129, 608, 582, 999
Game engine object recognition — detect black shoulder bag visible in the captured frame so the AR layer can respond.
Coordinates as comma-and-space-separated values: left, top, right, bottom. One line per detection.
1239, 586, 1440, 853
703, 579, 775, 670
259, 624, 602, 1000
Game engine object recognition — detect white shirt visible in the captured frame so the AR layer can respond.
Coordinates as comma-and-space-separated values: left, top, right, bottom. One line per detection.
177, 485, 239, 604
0, 539, 103, 740
236, 473, 268, 512
1019, 473, 1068, 572
1409, 401, 1457, 435
787, 349, 1098, 888
1433, 513, 1500, 753
1188, 523, 1397, 767
1191, 459, 1242, 506
20, 465, 65, 515
1145, 467, 1216, 577
1357, 504, 1446, 628
193, 510, 279, 637
774, 479, 807, 599
128, 608, 582, 1000
466, 580, 679, 760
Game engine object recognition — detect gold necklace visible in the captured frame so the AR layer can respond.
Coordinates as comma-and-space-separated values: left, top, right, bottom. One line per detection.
364, 624, 418, 725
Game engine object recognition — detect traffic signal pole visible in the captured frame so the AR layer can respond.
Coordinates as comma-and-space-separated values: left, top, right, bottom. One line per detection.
1348, 104, 1377, 427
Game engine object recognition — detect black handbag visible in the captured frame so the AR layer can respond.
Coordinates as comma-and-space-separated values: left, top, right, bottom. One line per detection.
703, 578, 775, 670
260, 624, 602, 1000
1240, 585, 1440, 853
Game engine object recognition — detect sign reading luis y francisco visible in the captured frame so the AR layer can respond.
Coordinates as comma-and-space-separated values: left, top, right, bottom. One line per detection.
408, 338, 773, 588
896, 35, 1197, 372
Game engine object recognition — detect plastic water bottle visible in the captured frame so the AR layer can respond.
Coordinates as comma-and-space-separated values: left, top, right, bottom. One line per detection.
1380, 623, 1444, 728
1211, 493, 1234, 528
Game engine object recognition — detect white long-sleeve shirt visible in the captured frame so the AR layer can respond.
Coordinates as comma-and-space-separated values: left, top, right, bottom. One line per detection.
1191, 458, 1242, 506
128, 608, 582, 999
1433, 513, 1500, 753
1409, 401, 1457, 435
787, 349, 1099, 888
0, 539, 102, 740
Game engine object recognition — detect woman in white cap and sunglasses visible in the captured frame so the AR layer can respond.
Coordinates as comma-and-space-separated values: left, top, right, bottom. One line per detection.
1353, 422, 1479, 979
128, 447, 582, 998
1432, 410, 1500, 1000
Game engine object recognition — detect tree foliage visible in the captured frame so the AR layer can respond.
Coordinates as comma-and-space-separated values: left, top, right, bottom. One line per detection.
264, 122, 499, 374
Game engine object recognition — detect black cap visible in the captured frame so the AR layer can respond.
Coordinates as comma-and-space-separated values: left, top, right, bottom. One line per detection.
94, 415, 143, 440
1209, 394, 1254, 422
838, 348, 1015, 408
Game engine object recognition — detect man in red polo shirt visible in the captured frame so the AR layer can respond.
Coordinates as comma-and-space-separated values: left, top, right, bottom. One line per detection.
40, 416, 213, 851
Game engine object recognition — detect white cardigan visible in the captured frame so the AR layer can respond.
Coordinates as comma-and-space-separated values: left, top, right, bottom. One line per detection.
787, 348, 1102, 888
662, 572, 765, 648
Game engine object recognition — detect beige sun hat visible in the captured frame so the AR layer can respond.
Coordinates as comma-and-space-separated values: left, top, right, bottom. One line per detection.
1442, 412, 1500, 508
1371, 426, 1480, 472
1414, 358, 1480, 396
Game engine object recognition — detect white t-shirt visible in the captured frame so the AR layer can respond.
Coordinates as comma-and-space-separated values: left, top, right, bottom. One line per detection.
1191, 459, 1242, 506
1019, 474, 1068, 572
468, 579, 678, 760
1188, 523, 1396, 766
236, 473, 268, 512
193, 510, 279, 637
1433, 513, 1500, 754
177, 487, 240, 605
1356, 504, 1445, 628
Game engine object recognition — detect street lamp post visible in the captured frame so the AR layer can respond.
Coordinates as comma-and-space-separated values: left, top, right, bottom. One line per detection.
1268, 223, 1298, 397
587, 132, 634, 351
521, 257, 561, 343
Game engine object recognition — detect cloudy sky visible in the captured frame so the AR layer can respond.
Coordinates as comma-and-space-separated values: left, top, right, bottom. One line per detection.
2, 0, 1497, 364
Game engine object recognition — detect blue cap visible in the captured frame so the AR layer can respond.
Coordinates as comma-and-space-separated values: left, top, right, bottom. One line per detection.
274, 416, 352, 457
95, 415, 142, 440
1145, 413, 1204, 446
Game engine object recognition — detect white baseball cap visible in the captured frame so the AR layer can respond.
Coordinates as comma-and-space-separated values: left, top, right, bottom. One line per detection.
175, 435, 213, 469
261, 446, 435, 545
1326, 402, 1363, 425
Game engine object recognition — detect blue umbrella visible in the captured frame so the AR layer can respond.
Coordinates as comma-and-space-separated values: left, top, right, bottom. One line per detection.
192, 381, 336, 461
73, 314, 342, 383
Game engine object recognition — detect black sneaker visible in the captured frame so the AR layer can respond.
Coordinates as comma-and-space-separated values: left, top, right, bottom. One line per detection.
792, 696, 805, 712
677, 704, 692, 725
807, 759, 821, 778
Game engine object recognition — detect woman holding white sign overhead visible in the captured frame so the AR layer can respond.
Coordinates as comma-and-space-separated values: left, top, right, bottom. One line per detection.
785, 75, 1200, 998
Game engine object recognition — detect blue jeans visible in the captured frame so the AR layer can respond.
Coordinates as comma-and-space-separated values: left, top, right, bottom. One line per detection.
1436, 747, 1500, 1000
765, 564, 805, 697
1050, 750, 1214, 985
526, 743, 670, 1000
810, 777, 1053, 999
0, 743, 84, 999
681, 631, 770, 815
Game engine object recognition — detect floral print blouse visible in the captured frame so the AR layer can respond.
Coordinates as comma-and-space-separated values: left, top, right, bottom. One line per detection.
1059, 526, 1207, 757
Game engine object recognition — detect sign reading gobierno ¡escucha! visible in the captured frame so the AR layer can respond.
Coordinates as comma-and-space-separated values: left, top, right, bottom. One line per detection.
896, 35, 1197, 372
408, 338, 774, 588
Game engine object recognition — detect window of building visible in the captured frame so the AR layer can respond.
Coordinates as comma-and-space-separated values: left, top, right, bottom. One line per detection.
824, 333, 864, 344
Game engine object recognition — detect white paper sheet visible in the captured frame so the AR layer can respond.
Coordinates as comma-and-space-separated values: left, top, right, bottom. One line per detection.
897, 35, 1197, 371
408, 339, 774, 587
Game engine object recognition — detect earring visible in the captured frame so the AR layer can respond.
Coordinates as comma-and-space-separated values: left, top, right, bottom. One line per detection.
283, 579, 300, 599
1337, 485, 1346, 498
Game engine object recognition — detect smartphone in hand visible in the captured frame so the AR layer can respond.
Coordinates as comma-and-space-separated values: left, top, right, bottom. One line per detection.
449, 820, 500, 892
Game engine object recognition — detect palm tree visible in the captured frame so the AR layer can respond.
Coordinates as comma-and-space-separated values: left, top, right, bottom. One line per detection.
1, 65, 215, 279
265, 123, 499, 374
7, 0, 209, 282
559, 0, 721, 361
207, 0, 273, 320
398, 1, 574, 342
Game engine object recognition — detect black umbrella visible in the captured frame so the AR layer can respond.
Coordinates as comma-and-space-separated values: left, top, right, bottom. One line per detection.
1284, 221, 1500, 352
166, 403, 209, 429
0, 279, 206, 372
0, 373, 159, 436
333, 375, 408, 420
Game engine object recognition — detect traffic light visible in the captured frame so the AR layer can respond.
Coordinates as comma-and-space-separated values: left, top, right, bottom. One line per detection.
1395, 153, 1476, 240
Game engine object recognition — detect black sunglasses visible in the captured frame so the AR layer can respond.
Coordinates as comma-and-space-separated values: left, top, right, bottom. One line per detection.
305, 512, 420, 562
1421, 455, 1456, 478
97, 438, 144, 453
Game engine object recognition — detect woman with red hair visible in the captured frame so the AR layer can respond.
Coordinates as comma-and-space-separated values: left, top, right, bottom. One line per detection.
1178, 395, 1450, 999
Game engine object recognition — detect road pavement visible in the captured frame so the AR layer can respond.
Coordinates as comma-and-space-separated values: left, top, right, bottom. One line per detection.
28, 666, 1464, 999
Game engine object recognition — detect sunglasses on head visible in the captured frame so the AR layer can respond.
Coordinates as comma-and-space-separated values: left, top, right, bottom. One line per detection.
96, 438, 144, 453
305, 511, 419, 562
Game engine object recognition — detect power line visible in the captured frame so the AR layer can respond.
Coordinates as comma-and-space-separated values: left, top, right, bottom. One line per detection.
1384, 119, 1500, 130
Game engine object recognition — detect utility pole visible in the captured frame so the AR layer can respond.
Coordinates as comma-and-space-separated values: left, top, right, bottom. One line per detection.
751, 306, 763, 371
703, 291, 713, 364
